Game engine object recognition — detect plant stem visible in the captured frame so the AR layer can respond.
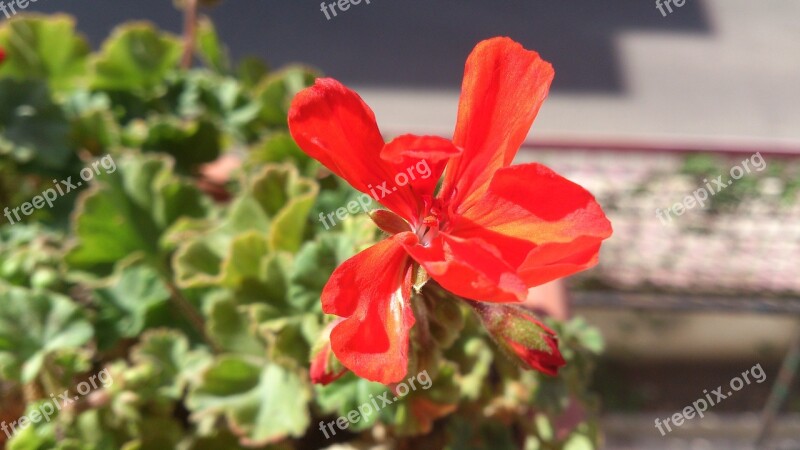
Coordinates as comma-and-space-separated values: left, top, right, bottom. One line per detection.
180, 0, 199, 69
165, 278, 220, 353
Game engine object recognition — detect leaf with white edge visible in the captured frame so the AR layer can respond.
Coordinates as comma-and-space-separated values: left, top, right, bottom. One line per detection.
219, 232, 269, 288
0, 285, 93, 383
66, 153, 208, 274
92, 23, 181, 92
130, 329, 213, 400
187, 356, 311, 446
0, 15, 90, 91
93, 262, 171, 349
172, 165, 317, 289
234, 164, 318, 252
288, 235, 347, 311
206, 295, 270, 356
258, 313, 320, 363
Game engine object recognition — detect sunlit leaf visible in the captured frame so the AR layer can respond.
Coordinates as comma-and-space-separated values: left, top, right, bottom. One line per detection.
92, 23, 181, 92
0, 285, 92, 382
187, 356, 311, 446
0, 15, 90, 91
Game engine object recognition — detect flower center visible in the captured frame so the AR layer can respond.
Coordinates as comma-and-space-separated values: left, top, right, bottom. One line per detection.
415, 197, 448, 246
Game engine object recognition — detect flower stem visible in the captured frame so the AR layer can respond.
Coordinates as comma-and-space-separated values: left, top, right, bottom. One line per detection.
180, 0, 199, 69
164, 278, 220, 353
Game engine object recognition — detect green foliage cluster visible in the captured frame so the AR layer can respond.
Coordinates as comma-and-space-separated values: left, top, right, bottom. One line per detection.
0, 14, 604, 450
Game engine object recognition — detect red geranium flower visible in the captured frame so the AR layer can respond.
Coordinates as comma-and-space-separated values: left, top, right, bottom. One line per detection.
289, 37, 612, 384
0, 47, 6, 65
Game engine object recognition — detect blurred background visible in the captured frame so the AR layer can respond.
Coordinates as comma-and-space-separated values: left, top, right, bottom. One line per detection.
3, 0, 800, 449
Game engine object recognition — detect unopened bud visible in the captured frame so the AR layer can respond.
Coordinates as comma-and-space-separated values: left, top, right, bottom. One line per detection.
469, 302, 566, 376
310, 320, 348, 385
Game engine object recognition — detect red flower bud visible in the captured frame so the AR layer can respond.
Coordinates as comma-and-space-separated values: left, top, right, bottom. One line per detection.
0, 47, 6, 65
469, 302, 566, 376
310, 320, 348, 385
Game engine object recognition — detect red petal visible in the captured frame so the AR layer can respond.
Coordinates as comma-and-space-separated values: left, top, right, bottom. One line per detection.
288, 78, 420, 221
289, 81, 462, 223
403, 232, 527, 303
309, 319, 348, 385
508, 333, 566, 376
310, 343, 348, 386
452, 163, 612, 287
441, 37, 554, 212
381, 134, 461, 201
322, 233, 417, 384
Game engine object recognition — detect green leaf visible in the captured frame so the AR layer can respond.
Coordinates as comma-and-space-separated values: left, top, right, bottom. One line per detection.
314, 373, 388, 432
236, 57, 269, 89
66, 153, 209, 275
389, 364, 458, 436
0, 225, 64, 289
562, 434, 595, 450
258, 313, 320, 363
0, 15, 90, 91
6, 410, 58, 449
223, 233, 270, 286
206, 295, 269, 356
0, 79, 73, 171
288, 235, 347, 311
256, 165, 318, 252
171, 238, 223, 288
140, 116, 221, 172
64, 90, 121, 155
172, 165, 317, 289
93, 263, 171, 349
256, 66, 318, 127
158, 71, 261, 143
129, 329, 212, 400
0, 285, 93, 382
424, 290, 466, 349
455, 338, 494, 401
187, 356, 311, 446
92, 23, 181, 92
195, 17, 230, 74
247, 132, 313, 174
182, 430, 265, 450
